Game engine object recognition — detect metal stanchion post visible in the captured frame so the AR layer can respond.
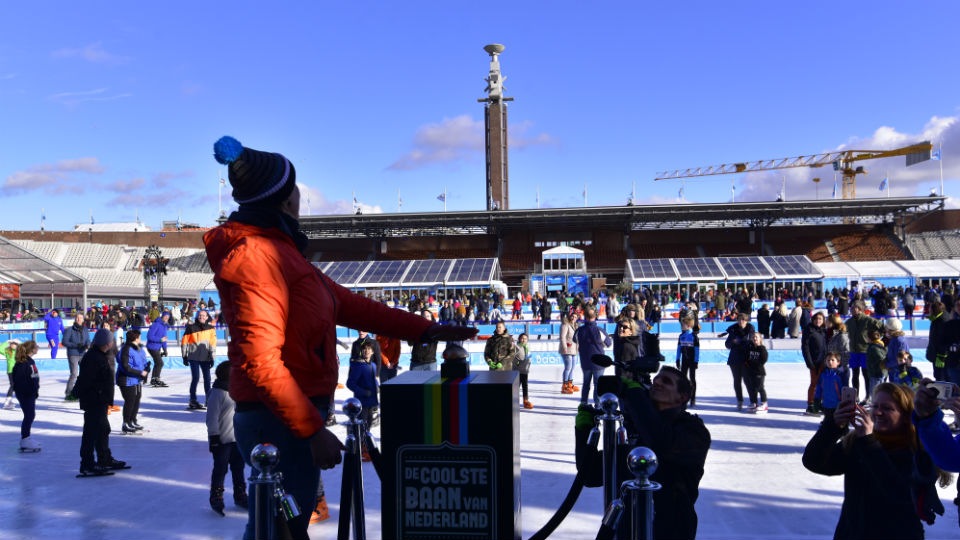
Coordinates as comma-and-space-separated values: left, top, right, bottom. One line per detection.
249, 443, 300, 540
343, 397, 367, 540
598, 393, 622, 511
621, 447, 662, 540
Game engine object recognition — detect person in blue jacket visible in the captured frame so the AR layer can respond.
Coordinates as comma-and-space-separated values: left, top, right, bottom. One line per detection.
145, 311, 171, 388
62, 312, 90, 400
116, 329, 150, 434
573, 307, 613, 408
44, 309, 64, 359
913, 379, 960, 472
814, 352, 844, 424
676, 317, 700, 408
346, 342, 378, 434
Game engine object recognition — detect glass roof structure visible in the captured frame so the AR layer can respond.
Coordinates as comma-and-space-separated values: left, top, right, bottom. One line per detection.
315, 258, 499, 288
0, 236, 86, 297
626, 255, 825, 282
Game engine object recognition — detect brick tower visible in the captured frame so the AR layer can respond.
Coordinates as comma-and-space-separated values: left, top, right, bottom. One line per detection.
478, 44, 513, 211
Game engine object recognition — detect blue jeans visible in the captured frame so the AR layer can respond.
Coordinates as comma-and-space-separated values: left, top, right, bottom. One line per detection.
234, 403, 328, 540
188, 361, 212, 402
410, 362, 436, 372
580, 367, 606, 406
867, 376, 885, 400
561, 354, 576, 382
947, 367, 960, 387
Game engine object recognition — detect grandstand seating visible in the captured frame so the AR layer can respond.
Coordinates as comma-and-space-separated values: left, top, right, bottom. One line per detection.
906, 229, 960, 260
830, 231, 906, 261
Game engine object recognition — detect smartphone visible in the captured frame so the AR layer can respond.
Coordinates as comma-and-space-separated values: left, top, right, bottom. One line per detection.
928, 381, 955, 404
841, 386, 858, 404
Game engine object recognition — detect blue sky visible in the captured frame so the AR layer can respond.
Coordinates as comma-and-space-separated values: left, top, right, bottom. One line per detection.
2, 1, 959, 230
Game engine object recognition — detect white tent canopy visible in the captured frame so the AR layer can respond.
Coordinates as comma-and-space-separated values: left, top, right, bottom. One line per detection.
0, 236, 86, 302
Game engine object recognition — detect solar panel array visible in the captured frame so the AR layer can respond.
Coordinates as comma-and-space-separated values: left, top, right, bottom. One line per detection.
627, 255, 824, 282
318, 258, 497, 287
447, 259, 496, 283
629, 259, 677, 280
404, 259, 453, 284
717, 257, 772, 279
763, 255, 820, 278
672, 258, 724, 280
359, 260, 409, 285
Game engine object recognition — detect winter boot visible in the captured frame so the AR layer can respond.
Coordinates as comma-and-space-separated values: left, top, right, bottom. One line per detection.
188, 400, 205, 410
813, 399, 824, 416
804, 403, 818, 416
310, 496, 331, 523
736, 401, 743, 412
569, 380, 580, 392
210, 486, 225, 516
561, 381, 573, 394
523, 400, 534, 410
233, 481, 248, 509
19, 436, 41, 453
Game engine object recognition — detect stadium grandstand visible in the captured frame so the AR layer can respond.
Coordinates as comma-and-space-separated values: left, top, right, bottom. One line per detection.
3, 196, 960, 306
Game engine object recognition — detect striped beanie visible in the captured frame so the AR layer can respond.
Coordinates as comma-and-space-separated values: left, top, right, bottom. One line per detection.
213, 136, 297, 207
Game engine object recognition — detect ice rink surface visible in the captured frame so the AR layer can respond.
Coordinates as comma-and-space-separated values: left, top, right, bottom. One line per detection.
1, 363, 958, 540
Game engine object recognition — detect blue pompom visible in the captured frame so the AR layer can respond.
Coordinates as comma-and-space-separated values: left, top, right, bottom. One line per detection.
213, 136, 244, 165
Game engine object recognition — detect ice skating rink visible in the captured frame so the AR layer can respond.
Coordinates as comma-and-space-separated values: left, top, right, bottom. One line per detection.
1, 364, 958, 540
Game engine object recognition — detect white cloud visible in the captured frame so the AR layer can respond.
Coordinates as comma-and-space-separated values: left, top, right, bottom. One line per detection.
388, 114, 556, 170
51, 42, 130, 64
49, 88, 132, 106
298, 183, 383, 215
736, 114, 959, 202
2, 158, 105, 195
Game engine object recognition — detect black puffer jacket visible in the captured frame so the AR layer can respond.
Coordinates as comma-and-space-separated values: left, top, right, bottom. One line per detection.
724, 323, 755, 366
74, 347, 115, 410
802, 421, 943, 540
801, 323, 827, 369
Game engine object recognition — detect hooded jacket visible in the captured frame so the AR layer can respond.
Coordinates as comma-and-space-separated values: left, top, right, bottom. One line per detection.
44, 311, 63, 340
74, 346, 115, 410
146, 314, 170, 351
204, 220, 433, 439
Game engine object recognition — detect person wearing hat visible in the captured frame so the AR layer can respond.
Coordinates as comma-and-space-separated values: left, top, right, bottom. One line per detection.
73, 328, 126, 475
205, 136, 478, 539
3, 339, 19, 410
884, 317, 910, 376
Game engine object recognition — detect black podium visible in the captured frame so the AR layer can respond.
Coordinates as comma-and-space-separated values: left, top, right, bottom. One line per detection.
380, 370, 520, 540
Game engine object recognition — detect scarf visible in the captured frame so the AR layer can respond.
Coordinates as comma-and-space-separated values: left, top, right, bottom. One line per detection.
229, 205, 308, 253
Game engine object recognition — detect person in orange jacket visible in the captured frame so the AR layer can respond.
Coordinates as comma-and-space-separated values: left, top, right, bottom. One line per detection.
376, 334, 401, 383
207, 136, 477, 540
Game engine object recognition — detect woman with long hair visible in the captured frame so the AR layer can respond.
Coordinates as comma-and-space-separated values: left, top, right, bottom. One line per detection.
181, 310, 217, 410
559, 312, 580, 394
12, 341, 41, 451
803, 383, 947, 539
771, 303, 788, 339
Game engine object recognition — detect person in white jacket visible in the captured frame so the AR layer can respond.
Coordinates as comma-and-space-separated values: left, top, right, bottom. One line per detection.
559, 313, 580, 394
205, 361, 246, 516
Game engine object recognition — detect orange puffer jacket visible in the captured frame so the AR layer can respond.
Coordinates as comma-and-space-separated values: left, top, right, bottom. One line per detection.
204, 221, 433, 438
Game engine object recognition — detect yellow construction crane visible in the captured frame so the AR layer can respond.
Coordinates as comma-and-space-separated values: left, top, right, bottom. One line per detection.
655, 141, 933, 199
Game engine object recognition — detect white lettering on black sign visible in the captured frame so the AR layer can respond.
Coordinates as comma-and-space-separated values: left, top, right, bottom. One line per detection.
397, 443, 496, 538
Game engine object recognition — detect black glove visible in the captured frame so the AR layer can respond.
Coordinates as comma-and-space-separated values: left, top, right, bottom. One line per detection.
208, 435, 221, 453
144, 361, 152, 373
161, 349, 167, 357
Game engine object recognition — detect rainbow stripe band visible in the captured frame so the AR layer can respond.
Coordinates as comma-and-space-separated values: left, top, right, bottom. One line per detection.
421, 373, 476, 445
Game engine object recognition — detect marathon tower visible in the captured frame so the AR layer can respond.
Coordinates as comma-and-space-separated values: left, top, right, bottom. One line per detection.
479, 44, 513, 211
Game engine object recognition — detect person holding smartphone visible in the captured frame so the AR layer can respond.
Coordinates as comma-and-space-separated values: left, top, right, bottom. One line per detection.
913, 379, 960, 472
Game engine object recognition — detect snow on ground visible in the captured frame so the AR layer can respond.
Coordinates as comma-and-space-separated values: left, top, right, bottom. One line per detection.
1, 364, 958, 540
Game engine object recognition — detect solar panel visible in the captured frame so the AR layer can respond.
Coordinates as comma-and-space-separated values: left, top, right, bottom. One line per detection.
403, 259, 452, 284
324, 261, 369, 285
357, 260, 410, 285
672, 257, 724, 280
448, 258, 495, 283
717, 257, 772, 279
628, 259, 677, 280
763, 255, 820, 278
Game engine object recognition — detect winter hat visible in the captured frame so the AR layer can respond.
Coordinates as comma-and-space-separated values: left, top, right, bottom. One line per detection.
213, 136, 297, 207
885, 317, 902, 333
92, 328, 114, 347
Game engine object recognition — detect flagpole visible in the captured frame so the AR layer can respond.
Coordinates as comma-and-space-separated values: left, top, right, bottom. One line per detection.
886, 169, 890, 198
632, 181, 636, 204
397, 189, 401, 213
444, 187, 447, 212
583, 183, 587, 207
731, 178, 735, 203
536, 184, 540, 209
41, 207, 45, 235
218, 170, 223, 218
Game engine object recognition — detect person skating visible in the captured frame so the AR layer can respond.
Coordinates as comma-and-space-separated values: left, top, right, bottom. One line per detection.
206, 361, 247, 515
484, 322, 516, 371
514, 333, 533, 409
559, 313, 579, 394
865, 329, 887, 404
573, 307, 612, 407
346, 342, 378, 461
74, 328, 126, 475
801, 312, 827, 415
724, 312, 755, 411
814, 352, 844, 425
676, 317, 699, 407
43, 308, 63, 359
62, 313, 90, 401
181, 310, 216, 410
744, 332, 768, 413
845, 300, 885, 403
116, 329, 149, 434
2, 339, 19, 410
12, 341, 41, 452
146, 311, 171, 387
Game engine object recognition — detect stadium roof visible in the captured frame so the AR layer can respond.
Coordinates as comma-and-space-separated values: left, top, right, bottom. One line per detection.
626, 255, 823, 282
316, 258, 500, 288
0, 236, 86, 296
299, 196, 945, 238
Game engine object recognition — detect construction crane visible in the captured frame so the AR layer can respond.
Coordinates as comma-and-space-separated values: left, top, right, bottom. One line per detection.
655, 141, 933, 199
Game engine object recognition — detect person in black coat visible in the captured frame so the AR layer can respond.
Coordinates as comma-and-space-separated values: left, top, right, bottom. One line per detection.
408, 311, 440, 371
74, 329, 124, 473
575, 367, 710, 540
724, 313, 756, 411
12, 341, 41, 451
801, 313, 828, 415
540, 297, 552, 324
802, 383, 945, 539
837, 295, 849, 317
756, 304, 771, 339
771, 304, 788, 339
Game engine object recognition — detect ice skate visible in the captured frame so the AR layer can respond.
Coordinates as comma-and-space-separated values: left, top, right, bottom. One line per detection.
77, 463, 113, 478
19, 437, 41, 453
2, 396, 14, 410
210, 486, 225, 516
100, 458, 130, 470
523, 399, 534, 409
310, 495, 330, 523
755, 402, 768, 414
187, 400, 205, 410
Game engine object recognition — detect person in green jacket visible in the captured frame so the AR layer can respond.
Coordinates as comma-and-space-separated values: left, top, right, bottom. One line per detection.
865, 329, 887, 403
844, 300, 885, 403
3, 339, 19, 410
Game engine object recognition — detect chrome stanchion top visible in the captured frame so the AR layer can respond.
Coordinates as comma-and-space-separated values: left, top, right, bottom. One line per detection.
251, 443, 279, 475
626, 446, 659, 489
599, 393, 620, 417
343, 397, 362, 423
